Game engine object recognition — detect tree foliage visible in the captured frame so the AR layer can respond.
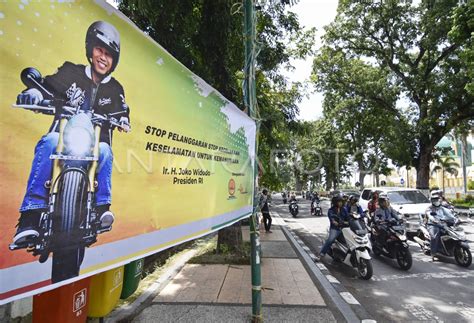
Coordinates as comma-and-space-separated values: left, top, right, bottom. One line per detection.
119, 0, 316, 191
313, 0, 473, 189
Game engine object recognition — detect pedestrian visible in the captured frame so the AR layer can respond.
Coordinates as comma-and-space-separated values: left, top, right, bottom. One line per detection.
259, 189, 272, 233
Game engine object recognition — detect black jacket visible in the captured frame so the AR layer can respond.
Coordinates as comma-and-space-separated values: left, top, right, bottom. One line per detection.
32, 62, 130, 145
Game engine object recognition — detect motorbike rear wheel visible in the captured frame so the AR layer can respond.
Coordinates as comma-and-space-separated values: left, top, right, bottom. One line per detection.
51, 170, 87, 283
396, 248, 412, 270
357, 258, 373, 280
454, 245, 472, 267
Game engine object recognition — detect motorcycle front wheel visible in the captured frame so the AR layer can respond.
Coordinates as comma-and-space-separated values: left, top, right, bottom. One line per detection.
51, 170, 87, 283
357, 258, 373, 280
396, 248, 412, 270
454, 245, 472, 267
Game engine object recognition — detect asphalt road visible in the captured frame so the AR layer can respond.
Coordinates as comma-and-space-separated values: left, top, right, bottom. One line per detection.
270, 194, 474, 323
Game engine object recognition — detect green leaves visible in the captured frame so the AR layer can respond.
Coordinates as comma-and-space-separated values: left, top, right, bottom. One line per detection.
119, 0, 316, 190
312, 0, 473, 188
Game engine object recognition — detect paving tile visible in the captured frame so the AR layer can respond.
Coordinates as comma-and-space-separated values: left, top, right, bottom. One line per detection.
154, 246, 326, 307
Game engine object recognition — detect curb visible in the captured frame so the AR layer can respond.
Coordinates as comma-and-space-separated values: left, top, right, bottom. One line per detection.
276, 214, 376, 322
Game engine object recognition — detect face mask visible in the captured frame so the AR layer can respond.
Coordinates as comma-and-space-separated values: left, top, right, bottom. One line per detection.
433, 200, 441, 207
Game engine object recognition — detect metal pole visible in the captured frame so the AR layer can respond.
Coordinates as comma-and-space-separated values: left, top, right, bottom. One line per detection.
243, 0, 262, 321
460, 135, 468, 195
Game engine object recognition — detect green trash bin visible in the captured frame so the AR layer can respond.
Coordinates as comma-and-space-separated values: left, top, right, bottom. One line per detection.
120, 258, 144, 299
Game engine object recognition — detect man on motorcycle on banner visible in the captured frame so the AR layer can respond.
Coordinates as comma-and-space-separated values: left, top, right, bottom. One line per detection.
317, 194, 349, 260
425, 191, 455, 260
373, 193, 400, 243
13, 21, 131, 245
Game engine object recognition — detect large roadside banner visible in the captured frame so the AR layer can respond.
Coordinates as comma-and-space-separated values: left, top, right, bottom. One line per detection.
0, 0, 255, 304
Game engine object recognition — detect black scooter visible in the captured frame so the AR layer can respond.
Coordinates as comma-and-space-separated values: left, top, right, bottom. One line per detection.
289, 200, 299, 217
311, 200, 322, 216
370, 218, 412, 270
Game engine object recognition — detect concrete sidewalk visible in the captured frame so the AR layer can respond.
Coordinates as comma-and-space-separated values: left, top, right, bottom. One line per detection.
129, 223, 337, 322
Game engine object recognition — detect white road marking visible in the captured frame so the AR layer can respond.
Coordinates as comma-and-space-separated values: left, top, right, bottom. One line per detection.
452, 302, 474, 321
372, 271, 474, 282
326, 275, 340, 284
402, 303, 443, 322
316, 263, 328, 270
361, 320, 377, 323
340, 292, 360, 305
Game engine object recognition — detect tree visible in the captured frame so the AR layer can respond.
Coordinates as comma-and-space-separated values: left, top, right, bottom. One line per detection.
431, 156, 460, 192
449, 1, 474, 95
320, 0, 474, 190
296, 119, 350, 191
312, 48, 398, 189
119, 0, 315, 251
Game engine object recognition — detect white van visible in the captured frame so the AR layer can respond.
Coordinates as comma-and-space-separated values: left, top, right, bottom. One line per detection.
360, 187, 431, 233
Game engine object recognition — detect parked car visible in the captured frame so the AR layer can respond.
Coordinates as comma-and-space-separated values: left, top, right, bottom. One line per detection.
360, 187, 431, 234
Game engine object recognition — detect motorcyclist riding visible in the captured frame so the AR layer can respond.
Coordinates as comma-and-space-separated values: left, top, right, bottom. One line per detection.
312, 192, 320, 204
372, 193, 400, 243
367, 191, 379, 214
425, 191, 456, 260
13, 21, 130, 245
318, 194, 349, 260
345, 194, 364, 218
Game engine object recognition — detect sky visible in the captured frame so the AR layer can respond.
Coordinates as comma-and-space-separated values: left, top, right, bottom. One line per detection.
284, 0, 339, 121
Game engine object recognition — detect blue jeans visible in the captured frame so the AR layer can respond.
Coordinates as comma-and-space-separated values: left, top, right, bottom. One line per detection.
320, 228, 341, 255
20, 132, 113, 212
428, 224, 442, 255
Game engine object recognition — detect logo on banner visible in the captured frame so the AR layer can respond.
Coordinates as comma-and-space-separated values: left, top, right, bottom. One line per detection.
98, 97, 112, 106
73, 288, 87, 314
65, 83, 85, 108
228, 178, 236, 199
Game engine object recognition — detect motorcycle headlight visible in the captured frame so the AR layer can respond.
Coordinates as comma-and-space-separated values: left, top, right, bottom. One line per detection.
63, 113, 95, 157
397, 233, 407, 241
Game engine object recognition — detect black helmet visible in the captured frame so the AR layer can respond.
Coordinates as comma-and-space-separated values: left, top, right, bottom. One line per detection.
331, 194, 343, 207
86, 21, 120, 73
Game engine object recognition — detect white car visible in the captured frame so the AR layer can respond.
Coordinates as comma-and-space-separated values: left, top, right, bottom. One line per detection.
360, 187, 431, 233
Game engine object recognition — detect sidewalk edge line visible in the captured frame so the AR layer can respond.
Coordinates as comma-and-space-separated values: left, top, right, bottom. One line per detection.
281, 224, 361, 323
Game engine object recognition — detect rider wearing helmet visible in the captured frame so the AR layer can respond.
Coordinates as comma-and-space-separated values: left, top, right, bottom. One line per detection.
374, 193, 399, 222
318, 194, 349, 260
13, 21, 131, 245
345, 194, 364, 218
425, 191, 455, 259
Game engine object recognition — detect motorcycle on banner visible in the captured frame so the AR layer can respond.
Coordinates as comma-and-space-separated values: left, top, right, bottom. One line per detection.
9, 68, 130, 283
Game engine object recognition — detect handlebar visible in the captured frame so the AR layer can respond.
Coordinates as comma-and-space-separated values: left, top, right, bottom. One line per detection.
13, 102, 130, 132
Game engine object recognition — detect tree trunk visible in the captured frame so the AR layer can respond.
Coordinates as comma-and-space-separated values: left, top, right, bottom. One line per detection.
442, 169, 445, 192
325, 180, 331, 191
416, 149, 432, 191
217, 221, 243, 254
375, 172, 380, 187
358, 172, 366, 190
